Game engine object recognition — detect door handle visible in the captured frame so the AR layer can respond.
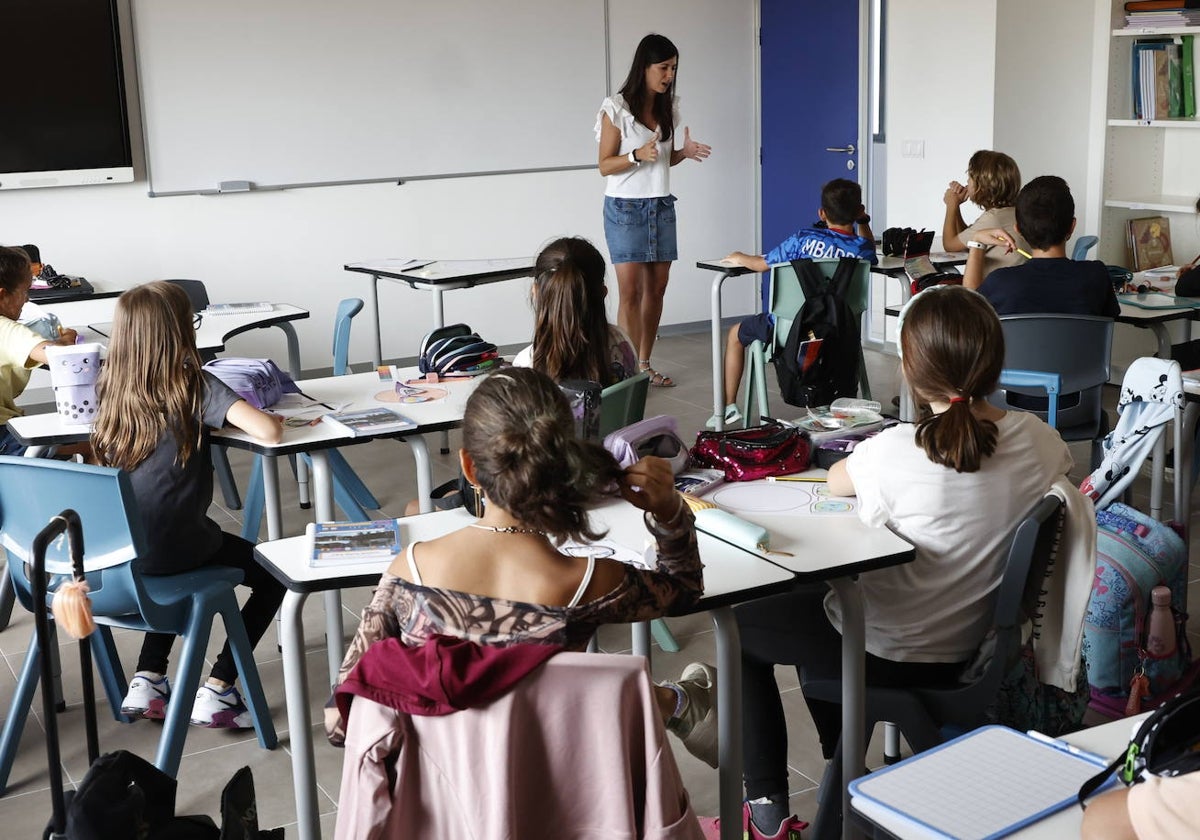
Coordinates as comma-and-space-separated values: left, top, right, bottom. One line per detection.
825, 144, 856, 154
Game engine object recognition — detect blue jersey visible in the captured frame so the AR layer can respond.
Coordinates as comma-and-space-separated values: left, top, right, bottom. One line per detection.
760, 228, 877, 312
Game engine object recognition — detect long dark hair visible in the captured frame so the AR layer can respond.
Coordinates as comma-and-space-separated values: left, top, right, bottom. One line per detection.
531, 237, 615, 386
900, 287, 1004, 473
618, 33, 677, 143
463, 368, 623, 543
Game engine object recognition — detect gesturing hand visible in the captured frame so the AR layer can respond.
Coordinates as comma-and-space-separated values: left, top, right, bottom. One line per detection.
681, 127, 711, 162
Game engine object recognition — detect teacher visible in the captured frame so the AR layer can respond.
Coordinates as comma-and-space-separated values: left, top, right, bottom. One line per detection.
596, 33, 711, 388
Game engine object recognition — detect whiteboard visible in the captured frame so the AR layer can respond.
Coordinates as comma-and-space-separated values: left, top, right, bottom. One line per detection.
131, 0, 608, 195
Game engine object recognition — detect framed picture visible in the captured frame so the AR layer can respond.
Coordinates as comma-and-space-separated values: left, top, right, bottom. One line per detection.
1127, 216, 1174, 271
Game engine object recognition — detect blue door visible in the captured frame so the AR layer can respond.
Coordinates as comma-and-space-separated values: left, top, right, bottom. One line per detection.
760, 1, 861, 251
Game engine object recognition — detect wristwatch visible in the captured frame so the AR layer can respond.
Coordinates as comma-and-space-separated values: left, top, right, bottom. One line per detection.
628, 150, 639, 165
966, 240, 990, 251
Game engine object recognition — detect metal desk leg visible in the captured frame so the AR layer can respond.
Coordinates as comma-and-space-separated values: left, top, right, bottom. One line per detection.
829, 577, 865, 840
276, 322, 302, 382
1150, 435, 1166, 521
280, 590, 320, 840
310, 451, 345, 688
431, 290, 451, 454
263, 455, 283, 541
712, 607, 744, 840
631, 622, 651, 659
369, 273, 383, 368
710, 270, 733, 431
1149, 323, 1172, 360
409, 435, 435, 514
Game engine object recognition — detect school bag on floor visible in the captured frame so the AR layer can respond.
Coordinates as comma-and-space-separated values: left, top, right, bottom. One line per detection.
772, 256, 860, 408
1083, 502, 1194, 720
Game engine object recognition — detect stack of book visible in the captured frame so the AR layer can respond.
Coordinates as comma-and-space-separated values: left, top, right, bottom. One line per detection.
1125, 0, 1200, 27
1129, 35, 1195, 121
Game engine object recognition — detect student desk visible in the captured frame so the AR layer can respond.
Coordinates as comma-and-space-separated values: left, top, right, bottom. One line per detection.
253, 502, 799, 840
849, 712, 1149, 839
343, 258, 535, 367
1116, 297, 1197, 360
695, 477, 916, 840
696, 259, 757, 431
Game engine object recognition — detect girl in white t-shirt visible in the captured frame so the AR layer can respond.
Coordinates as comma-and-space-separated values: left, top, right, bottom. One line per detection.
691, 286, 1073, 839
596, 33, 710, 388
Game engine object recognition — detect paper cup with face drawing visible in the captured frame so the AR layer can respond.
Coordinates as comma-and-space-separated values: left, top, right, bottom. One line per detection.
46, 342, 102, 426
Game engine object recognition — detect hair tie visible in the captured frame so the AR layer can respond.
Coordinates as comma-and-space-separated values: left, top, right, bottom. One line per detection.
949, 396, 968, 404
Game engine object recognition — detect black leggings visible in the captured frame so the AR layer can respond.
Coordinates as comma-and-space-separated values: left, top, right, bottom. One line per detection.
735, 586, 965, 800
135, 531, 285, 686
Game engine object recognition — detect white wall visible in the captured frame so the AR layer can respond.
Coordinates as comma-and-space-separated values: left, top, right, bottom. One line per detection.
994, 0, 1099, 242
883, 0, 998, 232
1, 0, 757, 373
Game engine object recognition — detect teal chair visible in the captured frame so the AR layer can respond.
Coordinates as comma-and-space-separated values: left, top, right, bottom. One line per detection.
599, 372, 650, 438
595, 371, 677, 654
241, 298, 381, 539
1071, 235, 1099, 261
0, 457, 277, 790
996, 370, 1062, 429
740, 259, 873, 425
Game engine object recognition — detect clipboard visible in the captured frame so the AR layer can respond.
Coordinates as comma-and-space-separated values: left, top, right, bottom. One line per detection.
849, 725, 1111, 840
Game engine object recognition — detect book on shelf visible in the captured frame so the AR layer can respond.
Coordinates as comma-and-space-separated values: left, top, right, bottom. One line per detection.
202, 301, 274, 315
1127, 216, 1175, 271
1185, 35, 1196, 117
309, 519, 401, 567
1125, 0, 1200, 11
321, 406, 417, 436
1130, 36, 1194, 120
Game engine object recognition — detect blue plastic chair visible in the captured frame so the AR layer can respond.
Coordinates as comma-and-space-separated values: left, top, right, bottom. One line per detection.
241, 298, 381, 539
0, 457, 277, 791
997, 369, 1062, 429
1071, 235, 1099, 261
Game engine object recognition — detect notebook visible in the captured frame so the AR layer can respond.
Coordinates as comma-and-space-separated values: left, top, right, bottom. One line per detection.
849, 725, 1110, 840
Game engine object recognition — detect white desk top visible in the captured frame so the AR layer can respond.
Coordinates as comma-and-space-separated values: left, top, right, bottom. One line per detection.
698, 474, 915, 579
9, 366, 477, 452
850, 713, 1147, 839
254, 498, 797, 607
344, 258, 534, 285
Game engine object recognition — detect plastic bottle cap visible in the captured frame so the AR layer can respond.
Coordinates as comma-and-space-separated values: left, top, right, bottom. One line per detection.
1151, 585, 1172, 606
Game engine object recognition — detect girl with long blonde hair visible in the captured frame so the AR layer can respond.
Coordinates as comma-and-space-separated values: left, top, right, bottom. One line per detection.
93, 281, 285, 728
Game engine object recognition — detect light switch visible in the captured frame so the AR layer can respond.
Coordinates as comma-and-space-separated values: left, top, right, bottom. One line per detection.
901, 140, 925, 159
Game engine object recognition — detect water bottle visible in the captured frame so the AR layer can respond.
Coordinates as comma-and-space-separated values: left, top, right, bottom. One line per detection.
1146, 585, 1177, 658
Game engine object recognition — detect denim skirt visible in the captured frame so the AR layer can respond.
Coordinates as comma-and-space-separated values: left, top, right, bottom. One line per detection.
603, 195, 678, 264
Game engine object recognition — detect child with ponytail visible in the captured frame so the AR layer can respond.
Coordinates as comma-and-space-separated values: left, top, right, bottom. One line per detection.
92, 281, 286, 728
694, 286, 1074, 839
513, 236, 637, 386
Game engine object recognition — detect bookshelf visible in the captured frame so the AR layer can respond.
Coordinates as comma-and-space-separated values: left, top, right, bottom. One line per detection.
1094, 5, 1200, 265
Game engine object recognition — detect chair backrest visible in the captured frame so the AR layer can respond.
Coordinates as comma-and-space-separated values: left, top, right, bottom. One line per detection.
0, 456, 151, 620
997, 369, 1062, 429
767, 258, 872, 354
337, 650, 699, 837
163, 279, 211, 310
1071, 235, 1099, 261
598, 372, 650, 438
332, 298, 365, 376
918, 493, 1066, 721
993, 314, 1113, 433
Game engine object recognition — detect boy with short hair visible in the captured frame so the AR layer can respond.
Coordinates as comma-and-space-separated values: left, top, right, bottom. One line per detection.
967, 175, 1120, 318
713, 178, 876, 427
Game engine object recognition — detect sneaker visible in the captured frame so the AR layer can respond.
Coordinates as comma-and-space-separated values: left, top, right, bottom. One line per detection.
120, 671, 171, 720
698, 803, 808, 840
666, 662, 719, 768
705, 404, 743, 430
190, 683, 253, 729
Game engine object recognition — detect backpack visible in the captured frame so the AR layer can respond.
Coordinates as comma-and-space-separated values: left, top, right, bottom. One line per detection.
771, 257, 861, 408
558, 379, 602, 442
1083, 503, 1194, 720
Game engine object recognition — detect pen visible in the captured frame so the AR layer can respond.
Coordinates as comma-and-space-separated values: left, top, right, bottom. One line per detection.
1016, 248, 1033, 259
766, 476, 827, 483
295, 389, 335, 411
1025, 729, 1108, 765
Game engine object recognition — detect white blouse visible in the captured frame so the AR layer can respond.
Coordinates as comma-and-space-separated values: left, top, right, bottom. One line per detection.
595, 94, 679, 199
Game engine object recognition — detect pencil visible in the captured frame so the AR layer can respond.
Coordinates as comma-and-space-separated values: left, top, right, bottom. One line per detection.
766, 476, 826, 483
1016, 248, 1033, 259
